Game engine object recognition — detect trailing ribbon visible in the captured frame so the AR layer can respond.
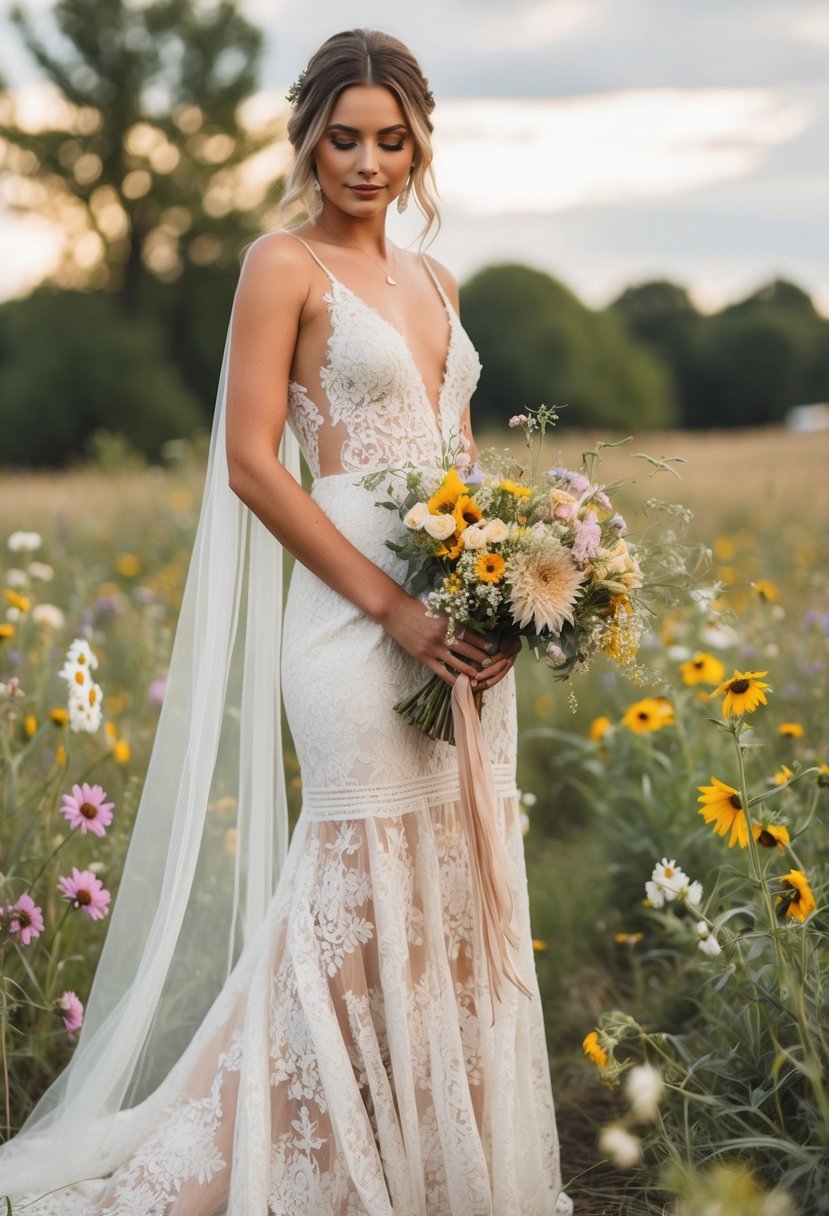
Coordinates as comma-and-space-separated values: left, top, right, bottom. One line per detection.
450, 673, 533, 1014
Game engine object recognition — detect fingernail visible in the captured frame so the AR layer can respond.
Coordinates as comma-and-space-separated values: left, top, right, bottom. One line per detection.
484, 641, 497, 654
481, 657, 492, 668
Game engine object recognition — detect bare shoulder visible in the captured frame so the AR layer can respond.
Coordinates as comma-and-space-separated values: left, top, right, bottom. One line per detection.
236, 230, 314, 311
422, 252, 460, 309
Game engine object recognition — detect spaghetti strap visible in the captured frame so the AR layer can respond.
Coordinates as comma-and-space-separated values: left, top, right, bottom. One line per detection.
284, 230, 337, 282
420, 253, 447, 300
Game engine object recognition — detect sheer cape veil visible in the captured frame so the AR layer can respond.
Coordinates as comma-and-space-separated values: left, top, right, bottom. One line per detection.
0, 278, 302, 1197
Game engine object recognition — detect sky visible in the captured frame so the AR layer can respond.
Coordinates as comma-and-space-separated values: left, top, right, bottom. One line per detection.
1, 0, 828, 313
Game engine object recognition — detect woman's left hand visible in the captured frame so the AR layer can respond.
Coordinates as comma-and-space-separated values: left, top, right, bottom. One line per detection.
450, 635, 521, 691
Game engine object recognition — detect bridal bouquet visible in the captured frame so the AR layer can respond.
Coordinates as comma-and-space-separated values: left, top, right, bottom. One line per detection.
363, 405, 653, 743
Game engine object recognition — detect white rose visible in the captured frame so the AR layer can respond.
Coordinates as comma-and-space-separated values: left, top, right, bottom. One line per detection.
423, 514, 456, 540
403, 502, 428, 530
461, 525, 487, 549
484, 519, 509, 544
603, 539, 629, 573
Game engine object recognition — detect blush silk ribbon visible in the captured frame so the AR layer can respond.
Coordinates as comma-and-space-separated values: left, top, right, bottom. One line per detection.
450, 673, 533, 1012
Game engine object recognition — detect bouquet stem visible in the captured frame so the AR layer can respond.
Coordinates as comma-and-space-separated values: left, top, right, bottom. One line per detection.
395, 672, 484, 745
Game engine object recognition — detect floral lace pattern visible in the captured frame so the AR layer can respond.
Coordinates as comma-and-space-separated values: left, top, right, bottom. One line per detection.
285, 245, 482, 479
12, 239, 571, 1215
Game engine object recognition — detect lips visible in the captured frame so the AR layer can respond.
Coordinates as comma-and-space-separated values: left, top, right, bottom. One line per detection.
349, 185, 383, 196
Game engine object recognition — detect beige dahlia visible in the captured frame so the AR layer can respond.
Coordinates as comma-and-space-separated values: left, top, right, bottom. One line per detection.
506, 545, 585, 634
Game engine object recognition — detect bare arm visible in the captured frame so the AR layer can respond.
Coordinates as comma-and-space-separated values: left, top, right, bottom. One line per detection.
225, 234, 492, 686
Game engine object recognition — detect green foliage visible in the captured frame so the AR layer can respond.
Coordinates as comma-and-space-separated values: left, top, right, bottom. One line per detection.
460, 263, 678, 432
0, 0, 282, 301
0, 289, 203, 467
611, 277, 829, 429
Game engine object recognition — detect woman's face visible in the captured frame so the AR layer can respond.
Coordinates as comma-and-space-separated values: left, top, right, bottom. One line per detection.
312, 84, 414, 217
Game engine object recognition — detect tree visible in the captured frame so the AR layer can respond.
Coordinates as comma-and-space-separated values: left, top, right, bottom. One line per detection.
460, 264, 676, 431
0, 0, 284, 314
0, 287, 204, 466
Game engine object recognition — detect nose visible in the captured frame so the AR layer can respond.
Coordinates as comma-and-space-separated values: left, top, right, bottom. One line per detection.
356, 141, 380, 178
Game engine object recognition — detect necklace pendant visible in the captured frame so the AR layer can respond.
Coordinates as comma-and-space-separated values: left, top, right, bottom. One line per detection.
386, 274, 397, 285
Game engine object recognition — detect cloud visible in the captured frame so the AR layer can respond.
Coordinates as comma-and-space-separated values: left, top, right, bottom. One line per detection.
433, 89, 813, 214
464, 0, 603, 52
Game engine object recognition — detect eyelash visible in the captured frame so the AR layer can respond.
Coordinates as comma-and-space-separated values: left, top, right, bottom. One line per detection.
330, 140, 406, 152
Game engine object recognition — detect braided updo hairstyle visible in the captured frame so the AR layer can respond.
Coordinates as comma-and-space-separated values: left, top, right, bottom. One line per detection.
279, 29, 440, 243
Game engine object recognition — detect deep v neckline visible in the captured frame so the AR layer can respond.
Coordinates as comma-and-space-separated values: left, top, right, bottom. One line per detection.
328, 276, 452, 432
291, 234, 456, 435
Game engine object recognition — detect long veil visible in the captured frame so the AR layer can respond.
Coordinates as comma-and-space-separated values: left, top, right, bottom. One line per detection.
0, 274, 301, 1196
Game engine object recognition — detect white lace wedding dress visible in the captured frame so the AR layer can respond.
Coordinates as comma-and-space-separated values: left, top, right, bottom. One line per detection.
6, 236, 571, 1214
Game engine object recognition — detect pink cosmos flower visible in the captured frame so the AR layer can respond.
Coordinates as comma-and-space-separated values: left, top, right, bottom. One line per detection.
572, 513, 602, 563
59, 990, 84, 1036
59, 782, 115, 837
7, 892, 45, 945
58, 868, 111, 920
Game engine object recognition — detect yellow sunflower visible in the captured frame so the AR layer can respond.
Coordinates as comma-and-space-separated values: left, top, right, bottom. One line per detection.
452, 494, 483, 534
698, 777, 748, 848
777, 869, 817, 923
582, 1030, 608, 1069
427, 467, 468, 515
773, 764, 794, 786
589, 715, 611, 742
475, 552, 506, 584
621, 697, 674, 734
710, 669, 771, 717
753, 823, 790, 849
778, 722, 804, 739
499, 479, 532, 498
752, 579, 779, 602
679, 651, 726, 687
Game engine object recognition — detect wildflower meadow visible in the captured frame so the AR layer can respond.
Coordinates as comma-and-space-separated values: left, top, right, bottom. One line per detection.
1, 425, 827, 1214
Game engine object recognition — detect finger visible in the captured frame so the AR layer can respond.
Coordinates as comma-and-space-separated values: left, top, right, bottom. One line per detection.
447, 638, 492, 663
442, 650, 484, 680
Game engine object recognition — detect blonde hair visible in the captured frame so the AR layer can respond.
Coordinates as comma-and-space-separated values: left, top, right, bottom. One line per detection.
278, 29, 440, 245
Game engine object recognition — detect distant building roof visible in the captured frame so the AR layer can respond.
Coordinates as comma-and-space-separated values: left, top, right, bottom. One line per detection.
785, 404, 829, 432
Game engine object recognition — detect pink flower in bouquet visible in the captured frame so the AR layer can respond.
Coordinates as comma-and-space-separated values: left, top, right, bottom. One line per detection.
59, 782, 115, 837
58, 868, 111, 920
572, 513, 602, 563
59, 990, 84, 1036
7, 892, 45, 945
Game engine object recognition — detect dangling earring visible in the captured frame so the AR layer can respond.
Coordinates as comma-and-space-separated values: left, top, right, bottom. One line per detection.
397, 167, 414, 214
311, 171, 323, 219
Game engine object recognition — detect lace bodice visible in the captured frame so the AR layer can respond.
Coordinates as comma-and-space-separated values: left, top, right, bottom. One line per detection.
284, 238, 482, 478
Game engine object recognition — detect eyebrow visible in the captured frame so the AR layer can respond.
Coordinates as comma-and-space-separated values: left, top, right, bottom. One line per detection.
326, 123, 409, 135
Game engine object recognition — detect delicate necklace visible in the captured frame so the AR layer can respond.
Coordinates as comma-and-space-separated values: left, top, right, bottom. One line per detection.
316, 227, 397, 285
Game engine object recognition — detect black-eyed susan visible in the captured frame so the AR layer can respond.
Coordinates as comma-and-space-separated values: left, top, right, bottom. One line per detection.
680, 651, 726, 687
777, 869, 816, 923
0, 623, 15, 641
582, 1030, 608, 1069
710, 669, 771, 717
427, 467, 468, 515
532, 938, 548, 953
698, 777, 748, 848
753, 822, 790, 849
752, 579, 779, 602
475, 552, 506, 584
23, 714, 37, 739
778, 722, 804, 739
589, 715, 611, 742
48, 707, 69, 726
621, 697, 674, 734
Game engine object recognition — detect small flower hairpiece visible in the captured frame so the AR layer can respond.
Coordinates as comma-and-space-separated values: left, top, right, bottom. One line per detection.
285, 68, 307, 105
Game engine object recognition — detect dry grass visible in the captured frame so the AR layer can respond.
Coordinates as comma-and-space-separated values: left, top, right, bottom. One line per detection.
481, 425, 829, 535
1, 425, 826, 540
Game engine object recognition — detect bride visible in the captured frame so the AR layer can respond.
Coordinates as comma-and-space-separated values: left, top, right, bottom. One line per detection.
0, 28, 572, 1215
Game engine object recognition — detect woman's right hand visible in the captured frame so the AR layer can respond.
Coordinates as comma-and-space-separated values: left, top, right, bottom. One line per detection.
380, 591, 496, 687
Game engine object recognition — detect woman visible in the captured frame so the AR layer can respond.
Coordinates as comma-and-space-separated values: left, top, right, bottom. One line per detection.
0, 28, 572, 1215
